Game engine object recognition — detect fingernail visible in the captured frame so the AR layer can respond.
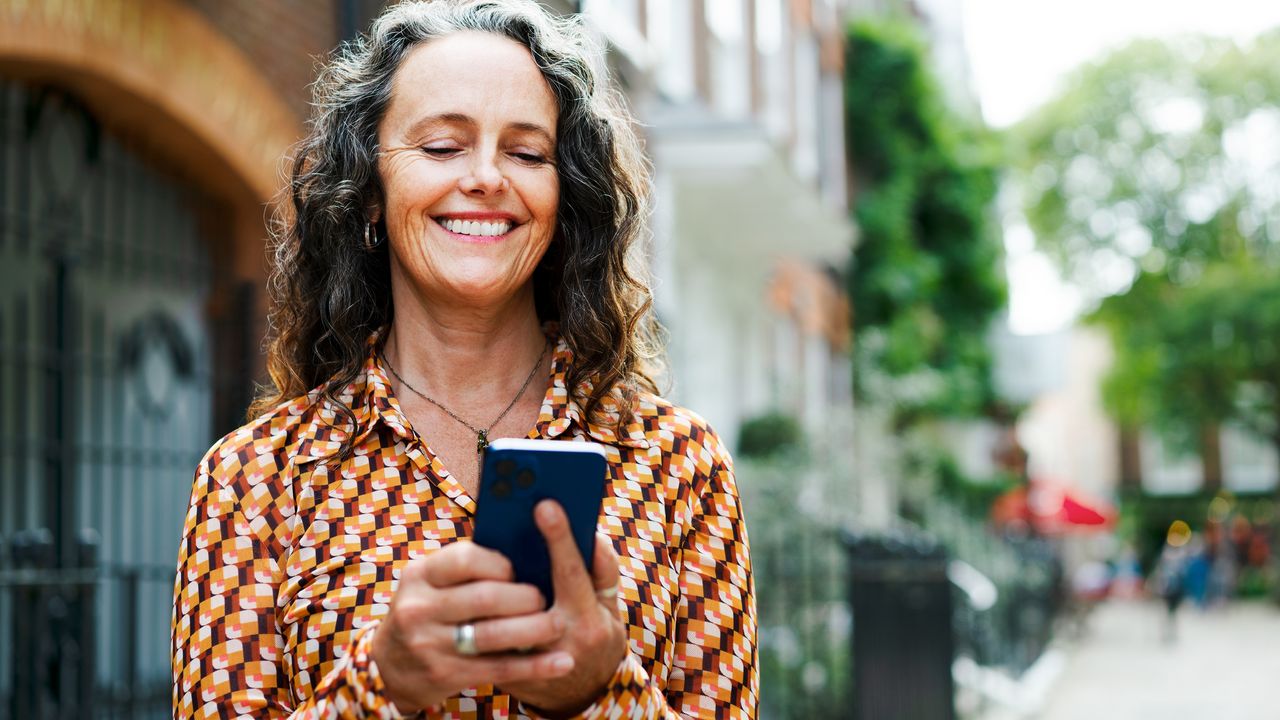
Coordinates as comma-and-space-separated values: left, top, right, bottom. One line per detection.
552, 654, 574, 674
537, 501, 559, 524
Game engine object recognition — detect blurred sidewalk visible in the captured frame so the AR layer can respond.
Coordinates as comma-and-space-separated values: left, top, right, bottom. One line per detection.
1035, 599, 1280, 719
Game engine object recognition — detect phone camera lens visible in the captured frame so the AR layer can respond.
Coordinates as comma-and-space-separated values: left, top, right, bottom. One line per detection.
496, 459, 516, 476
492, 479, 513, 498
516, 469, 535, 489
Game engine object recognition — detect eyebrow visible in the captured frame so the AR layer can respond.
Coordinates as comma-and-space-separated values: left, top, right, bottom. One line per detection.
404, 112, 556, 146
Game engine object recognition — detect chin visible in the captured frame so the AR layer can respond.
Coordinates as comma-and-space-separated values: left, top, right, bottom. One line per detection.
437, 274, 526, 305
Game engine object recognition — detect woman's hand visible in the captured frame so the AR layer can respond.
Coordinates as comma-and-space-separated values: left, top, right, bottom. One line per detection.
370, 541, 574, 714
500, 501, 629, 717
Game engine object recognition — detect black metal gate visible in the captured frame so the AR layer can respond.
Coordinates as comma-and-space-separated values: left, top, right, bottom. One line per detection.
0, 81, 239, 719
844, 531, 956, 720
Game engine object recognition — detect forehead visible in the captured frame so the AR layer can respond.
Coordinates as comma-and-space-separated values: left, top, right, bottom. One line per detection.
383, 31, 559, 136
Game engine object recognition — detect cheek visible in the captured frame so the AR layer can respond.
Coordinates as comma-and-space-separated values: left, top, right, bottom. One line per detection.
383, 161, 453, 214
547, 175, 561, 214
526, 171, 560, 222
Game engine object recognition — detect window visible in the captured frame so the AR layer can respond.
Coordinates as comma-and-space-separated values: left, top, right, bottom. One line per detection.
706, 0, 750, 118
755, 0, 790, 138
646, 0, 696, 102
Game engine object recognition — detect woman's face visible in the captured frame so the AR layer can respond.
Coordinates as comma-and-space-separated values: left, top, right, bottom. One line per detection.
376, 31, 560, 311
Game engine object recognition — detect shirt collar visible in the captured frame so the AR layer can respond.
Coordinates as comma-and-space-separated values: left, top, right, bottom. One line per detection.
536, 335, 650, 449
294, 325, 648, 465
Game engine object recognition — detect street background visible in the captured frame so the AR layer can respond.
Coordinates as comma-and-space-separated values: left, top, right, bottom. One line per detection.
1038, 602, 1280, 720
1, 0, 1279, 718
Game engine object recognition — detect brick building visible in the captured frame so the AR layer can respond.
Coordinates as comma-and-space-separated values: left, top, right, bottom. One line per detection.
0, 1, 382, 716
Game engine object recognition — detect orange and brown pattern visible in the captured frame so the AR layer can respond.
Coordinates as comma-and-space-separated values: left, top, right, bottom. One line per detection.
171, 330, 758, 719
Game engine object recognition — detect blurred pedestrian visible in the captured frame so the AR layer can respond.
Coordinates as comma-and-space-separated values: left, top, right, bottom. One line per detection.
1206, 520, 1237, 605
1150, 521, 1192, 643
1109, 544, 1145, 599
1184, 535, 1210, 608
1230, 515, 1253, 566
1247, 521, 1271, 568
1065, 560, 1111, 636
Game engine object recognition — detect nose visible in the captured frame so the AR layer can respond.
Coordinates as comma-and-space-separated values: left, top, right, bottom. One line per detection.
459, 150, 508, 196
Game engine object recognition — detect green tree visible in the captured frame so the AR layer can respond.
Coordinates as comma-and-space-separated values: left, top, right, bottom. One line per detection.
1153, 266, 1280, 465
844, 20, 1006, 424
1014, 32, 1280, 484
1016, 33, 1280, 287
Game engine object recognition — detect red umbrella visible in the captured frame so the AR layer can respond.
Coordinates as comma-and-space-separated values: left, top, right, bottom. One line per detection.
1059, 493, 1110, 526
990, 479, 1114, 535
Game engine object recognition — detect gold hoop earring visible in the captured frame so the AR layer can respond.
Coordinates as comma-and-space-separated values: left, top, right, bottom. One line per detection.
363, 220, 383, 251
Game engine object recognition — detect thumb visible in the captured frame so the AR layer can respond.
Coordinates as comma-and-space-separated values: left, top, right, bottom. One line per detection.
535, 500, 596, 611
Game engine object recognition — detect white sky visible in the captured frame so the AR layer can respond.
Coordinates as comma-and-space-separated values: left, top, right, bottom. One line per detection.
960, 0, 1280, 334
964, 0, 1280, 129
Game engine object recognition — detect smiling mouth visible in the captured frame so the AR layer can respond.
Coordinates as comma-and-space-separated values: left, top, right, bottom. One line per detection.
436, 217, 515, 238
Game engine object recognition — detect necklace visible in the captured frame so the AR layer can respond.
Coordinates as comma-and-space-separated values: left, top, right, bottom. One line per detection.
380, 339, 549, 455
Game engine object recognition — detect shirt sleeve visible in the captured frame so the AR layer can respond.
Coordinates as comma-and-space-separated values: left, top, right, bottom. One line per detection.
519, 461, 759, 720
171, 449, 403, 719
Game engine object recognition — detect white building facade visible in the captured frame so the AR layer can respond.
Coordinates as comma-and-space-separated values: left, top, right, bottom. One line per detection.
579, 0, 858, 468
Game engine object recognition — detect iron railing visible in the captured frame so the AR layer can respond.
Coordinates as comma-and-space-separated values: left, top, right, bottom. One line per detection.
0, 531, 172, 720
741, 460, 1063, 720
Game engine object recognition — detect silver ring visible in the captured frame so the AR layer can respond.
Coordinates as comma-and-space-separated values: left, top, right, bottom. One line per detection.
453, 622, 479, 656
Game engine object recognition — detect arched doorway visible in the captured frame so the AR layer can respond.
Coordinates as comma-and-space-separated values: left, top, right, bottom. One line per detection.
0, 2, 303, 716
0, 82, 221, 717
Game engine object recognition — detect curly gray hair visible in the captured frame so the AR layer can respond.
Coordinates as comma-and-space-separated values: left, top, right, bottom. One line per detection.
255, 0, 661, 444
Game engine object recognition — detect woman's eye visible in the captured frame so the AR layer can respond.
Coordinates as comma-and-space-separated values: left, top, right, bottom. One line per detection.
421, 147, 460, 157
512, 152, 548, 165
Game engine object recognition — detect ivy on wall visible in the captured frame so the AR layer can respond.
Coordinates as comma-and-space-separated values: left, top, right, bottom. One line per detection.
844, 20, 1006, 424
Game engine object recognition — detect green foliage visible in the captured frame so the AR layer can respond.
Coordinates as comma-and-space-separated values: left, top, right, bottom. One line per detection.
1095, 264, 1280, 461
1117, 488, 1276, 570
1146, 264, 1280, 449
735, 460, 851, 716
1017, 32, 1280, 464
737, 411, 804, 460
1015, 32, 1280, 288
844, 20, 1007, 422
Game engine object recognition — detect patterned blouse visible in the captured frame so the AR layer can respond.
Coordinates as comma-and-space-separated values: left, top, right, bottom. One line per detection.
171, 330, 758, 719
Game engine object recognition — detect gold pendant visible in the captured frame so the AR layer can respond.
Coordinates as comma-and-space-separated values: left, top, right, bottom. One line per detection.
476, 429, 488, 454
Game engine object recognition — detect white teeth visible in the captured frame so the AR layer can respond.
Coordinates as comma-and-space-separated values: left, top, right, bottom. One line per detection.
440, 218, 512, 237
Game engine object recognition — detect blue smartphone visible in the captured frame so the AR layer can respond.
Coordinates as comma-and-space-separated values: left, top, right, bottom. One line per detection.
472, 438, 609, 607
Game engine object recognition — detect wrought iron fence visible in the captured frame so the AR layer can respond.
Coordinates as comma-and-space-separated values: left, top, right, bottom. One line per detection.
0, 532, 172, 720
740, 460, 1064, 720
738, 461, 853, 720
921, 496, 1062, 677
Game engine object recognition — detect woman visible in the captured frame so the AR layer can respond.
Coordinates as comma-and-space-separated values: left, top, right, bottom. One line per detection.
170, 1, 757, 718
